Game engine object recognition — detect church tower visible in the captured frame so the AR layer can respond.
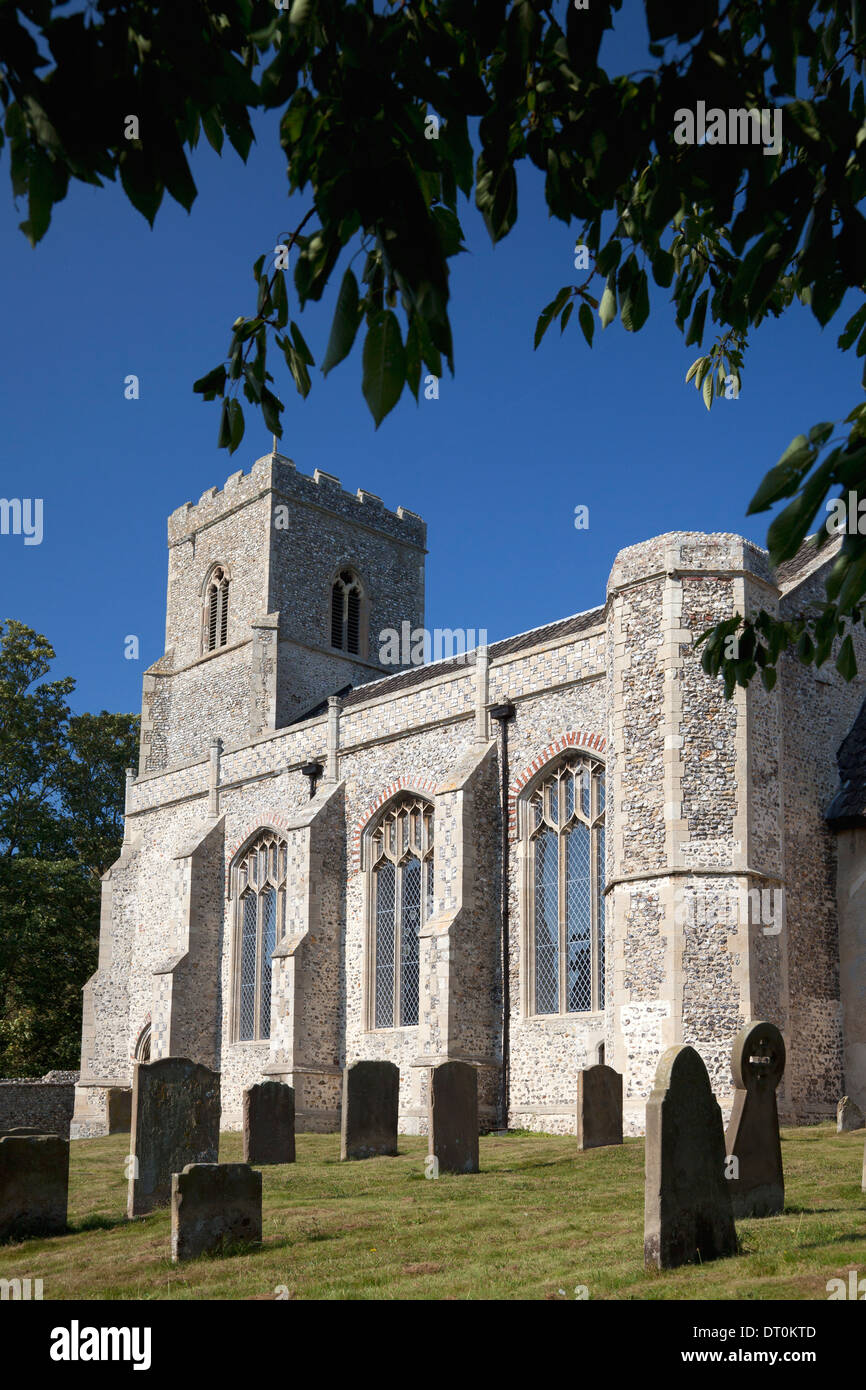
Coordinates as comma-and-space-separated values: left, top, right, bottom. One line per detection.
139, 451, 426, 773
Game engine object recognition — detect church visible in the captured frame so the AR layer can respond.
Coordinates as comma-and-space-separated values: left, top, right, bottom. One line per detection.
71, 449, 866, 1138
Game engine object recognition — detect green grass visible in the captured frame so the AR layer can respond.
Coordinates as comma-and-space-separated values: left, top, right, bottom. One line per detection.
1, 1125, 864, 1299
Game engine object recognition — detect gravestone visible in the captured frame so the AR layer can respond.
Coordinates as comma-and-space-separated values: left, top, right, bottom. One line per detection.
171, 1163, 262, 1262
644, 1045, 737, 1270
127, 1058, 220, 1217
577, 1063, 623, 1150
724, 1021, 785, 1218
243, 1082, 295, 1165
428, 1061, 479, 1174
340, 1060, 399, 1160
862, 1136, 866, 1193
837, 1095, 865, 1132
0, 1134, 69, 1242
106, 1087, 132, 1135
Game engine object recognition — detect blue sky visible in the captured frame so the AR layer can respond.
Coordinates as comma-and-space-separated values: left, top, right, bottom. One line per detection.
0, 5, 856, 717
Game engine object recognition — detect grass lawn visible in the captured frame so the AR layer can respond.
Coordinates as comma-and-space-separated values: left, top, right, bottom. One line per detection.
1, 1125, 864, 1300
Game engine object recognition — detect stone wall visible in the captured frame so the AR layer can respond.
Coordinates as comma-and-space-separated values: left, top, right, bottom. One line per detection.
0, 1072, 78, 1137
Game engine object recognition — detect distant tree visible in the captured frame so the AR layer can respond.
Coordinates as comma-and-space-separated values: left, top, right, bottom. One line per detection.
4, 2, 866, 688
0, 621, 138, 1074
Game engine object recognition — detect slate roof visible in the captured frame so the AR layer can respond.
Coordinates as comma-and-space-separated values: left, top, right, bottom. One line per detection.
289, 605, 606, 724
774, 533, 841, 592
826, 695, 866, 828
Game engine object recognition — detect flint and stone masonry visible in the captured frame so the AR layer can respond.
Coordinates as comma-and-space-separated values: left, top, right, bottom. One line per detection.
72, 451, 866, 1139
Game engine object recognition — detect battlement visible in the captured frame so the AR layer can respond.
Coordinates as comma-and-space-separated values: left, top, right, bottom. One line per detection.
167, 452, 427, 549
607, 530, 775, 596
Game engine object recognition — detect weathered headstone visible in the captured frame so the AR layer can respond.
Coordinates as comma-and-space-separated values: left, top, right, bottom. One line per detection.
724, 1021, 785, 1218
428, 1061, 479, 1174
127, 1058, 220, 1217
644, 1045, 737, 1270
577, 1063, 623, 1150
0, 1135, 69, 1242
340, 1060, 399, 1160
862, 1136, 866, 1193
243, 1082, 295, 1165
171, 1163, 262, 1262
837, 1095, 865, 1132
106, 1087, 132, 1135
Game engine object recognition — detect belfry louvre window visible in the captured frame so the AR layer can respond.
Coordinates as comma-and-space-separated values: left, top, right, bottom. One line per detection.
205, 567, 229, 652
370, 797, 434, 1028
528, 757, 606, 1016
233, 831, 288, 1041
331, 569, 362, 655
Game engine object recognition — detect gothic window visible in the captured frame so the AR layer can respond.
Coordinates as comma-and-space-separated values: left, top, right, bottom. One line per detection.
369, 796, 434, 1028
204, 566, 229, 653
527, 756, 605, 1016
233, 831, 288, 1041
331, 569, 363, 655
135, 1022, 151, 1063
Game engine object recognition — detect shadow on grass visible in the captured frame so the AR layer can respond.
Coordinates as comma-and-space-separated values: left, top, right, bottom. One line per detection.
73, 1214, 130, 1233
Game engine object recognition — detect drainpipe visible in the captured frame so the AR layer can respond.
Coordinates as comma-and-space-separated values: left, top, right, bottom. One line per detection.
489, 701, 516, 1133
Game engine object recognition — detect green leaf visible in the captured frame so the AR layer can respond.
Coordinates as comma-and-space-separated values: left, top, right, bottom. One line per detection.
289, 0, 313, 27
685, 357, 704, 384
290, 321, 314, 366
193, 365, 227, 400
322, 269, 362, 374
747, 437, 815, 514
685, 289, 709, 347
560, 302, 574, 334
578, 303, 594, 347
362, 311, 406, 427
598, 276, 616, 329
260, 386, 283, 436
702, 369, 713, 411
227, 399, 245, 454
621, 269, 649, 333
837, 634, 858, 681
534, 287, 571, 349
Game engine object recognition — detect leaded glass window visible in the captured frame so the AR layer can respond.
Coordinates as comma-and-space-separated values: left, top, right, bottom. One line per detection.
234, 830, 287, 1041
370, 796, 434, 1028
527, 757, 605, 1015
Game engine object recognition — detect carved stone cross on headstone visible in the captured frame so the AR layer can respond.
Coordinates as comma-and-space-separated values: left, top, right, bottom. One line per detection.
724, 1020, 786, 1219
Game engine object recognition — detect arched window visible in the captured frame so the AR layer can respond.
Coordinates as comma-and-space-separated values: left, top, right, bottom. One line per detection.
135, 1022, 151, 1063
233, 830, 287, 1041
204, 566, 229, 653
526, 756, 605, 1015
369, 796, 434, 1028
330, 569, 363, 655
